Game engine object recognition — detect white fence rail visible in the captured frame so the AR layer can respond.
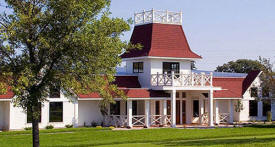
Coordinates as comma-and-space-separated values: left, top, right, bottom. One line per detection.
151, 72, 213, 87
219, 113, 230, 123
134, 9, 182, 26
132, 115, 146, 126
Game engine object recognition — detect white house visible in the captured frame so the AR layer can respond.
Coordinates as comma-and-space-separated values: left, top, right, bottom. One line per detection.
0, 9, 274, 130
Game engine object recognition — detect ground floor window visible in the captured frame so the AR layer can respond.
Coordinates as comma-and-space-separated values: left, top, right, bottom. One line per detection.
249, 100, 258, 116
193, 100, 199, 117
110, 101, 120, 115
263, 100, 271, 116
27, 103, 41, 123
49, 102, 63, 122
155, 101, 160, 115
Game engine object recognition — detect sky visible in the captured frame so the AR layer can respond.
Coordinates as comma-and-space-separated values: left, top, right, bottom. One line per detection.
109, 0, 275, 70
1, 0, 274, 70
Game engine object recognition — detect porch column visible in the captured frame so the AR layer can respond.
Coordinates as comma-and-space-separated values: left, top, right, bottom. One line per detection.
215, 100, 220, 124
73, 100, 79, 128
162, 100, 167, 125
180, 99, 183, 124
127, 100, 133, 128
257, 100, 263, 119
229, 100, 234, 124
199, 98, 204, 124
171, 89, 176, 128
145, 100, 150, 127
208, 89, 214, 126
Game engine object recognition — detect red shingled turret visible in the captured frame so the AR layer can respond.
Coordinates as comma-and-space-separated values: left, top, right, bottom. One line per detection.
121, 23, 202, 59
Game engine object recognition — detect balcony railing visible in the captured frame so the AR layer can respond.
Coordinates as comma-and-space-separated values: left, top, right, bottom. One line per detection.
151, 72, 213, 87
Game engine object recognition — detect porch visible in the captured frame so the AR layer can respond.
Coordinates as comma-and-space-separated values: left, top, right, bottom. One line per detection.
103, 91, 235, 128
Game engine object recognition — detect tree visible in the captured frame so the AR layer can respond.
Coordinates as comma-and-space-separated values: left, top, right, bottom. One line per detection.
0, 0, 131, 146
215, 59, 264, 73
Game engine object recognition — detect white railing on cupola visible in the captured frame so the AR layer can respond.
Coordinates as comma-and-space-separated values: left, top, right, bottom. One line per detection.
151, 72, 213, 87
134, 9, 183, 26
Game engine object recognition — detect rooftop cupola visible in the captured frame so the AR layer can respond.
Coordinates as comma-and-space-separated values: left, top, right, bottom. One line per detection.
134, 9, 183, 26
121, 9, 201, 59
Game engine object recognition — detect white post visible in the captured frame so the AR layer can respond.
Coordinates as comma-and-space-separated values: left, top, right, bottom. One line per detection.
145, 100, 150, 127
163, 100, 167, 125
166, 10, 169, 23
180, 99, 183, 125
127, 100, 133, 128
229, 100, 234, 124
215, 100, 219, 124
199, 98, 204, 124
171, 71, 175, 86
180, 11, 183, 24
209, 89, 214, 126
156, 72, 159, 86
152, 8, 155, 22
257, 100, 263, 119
143, 9, 145, 23
201, 72, 205, 86
73, 100, 79, 128
171, 90, 176, 127
210, 72, 213, 86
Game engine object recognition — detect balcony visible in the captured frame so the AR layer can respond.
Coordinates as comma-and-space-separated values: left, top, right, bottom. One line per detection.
151, 72, 213, 87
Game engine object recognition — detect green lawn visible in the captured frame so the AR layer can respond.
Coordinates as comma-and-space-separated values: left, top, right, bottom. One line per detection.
1, 126, 275, 147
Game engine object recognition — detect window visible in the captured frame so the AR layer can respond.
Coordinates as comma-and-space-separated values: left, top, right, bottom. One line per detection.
249, 100, 258, 116
27, 103, 41, 123
263, 100, 271, 116
176, 92, 180, 98
182, 92, 186, 98
250, 88, 258, 97
133, 62, 143, 73
193, 100, 199, 117
110, 101, 120, 115
132, 101, 137, 115
49, 102, 63, 122
163, 62, 180, 74
155, 101, 160, 115
50, 85, 60, 98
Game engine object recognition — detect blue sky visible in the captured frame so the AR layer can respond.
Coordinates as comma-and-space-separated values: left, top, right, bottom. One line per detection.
1, 0, 274, 70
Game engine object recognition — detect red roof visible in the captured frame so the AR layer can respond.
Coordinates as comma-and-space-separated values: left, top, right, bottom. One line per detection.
121, 23, 202, 59
78, 76, 169, 98
213, 71, 261, 98
213, 78, 245, 98
0, 87, 13, 99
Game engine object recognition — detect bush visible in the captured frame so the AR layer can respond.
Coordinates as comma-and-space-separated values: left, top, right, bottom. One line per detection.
91, 121, 97, 127
24, 127, 32, 130
109, 126, 115, 130
267, 111, 272, 122
45, 125, 54, 129
96, 126, 102, 129
65, 124, 73, 128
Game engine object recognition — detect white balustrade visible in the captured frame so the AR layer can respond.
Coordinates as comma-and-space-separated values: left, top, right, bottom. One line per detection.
218, 113, 230, 123
132, 115, 146, 126
151, 72, 213, 87
134, 9, 182, 26
104, 115, 127, 127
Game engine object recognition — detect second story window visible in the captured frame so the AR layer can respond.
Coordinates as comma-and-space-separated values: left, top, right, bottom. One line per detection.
50, 85, 60, 98
163, 62, 179, 74
133, 62, 143, 73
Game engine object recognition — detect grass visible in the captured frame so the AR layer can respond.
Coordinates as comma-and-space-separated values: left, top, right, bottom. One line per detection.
1, 126, 275, 147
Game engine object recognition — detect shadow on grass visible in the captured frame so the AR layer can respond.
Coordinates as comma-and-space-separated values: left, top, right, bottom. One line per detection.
46, 136, 275, 147
154, 136, 275, 146
245, 124, 275, 128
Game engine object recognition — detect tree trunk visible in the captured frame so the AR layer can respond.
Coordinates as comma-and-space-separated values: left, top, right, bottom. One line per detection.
32, 107, 40, 147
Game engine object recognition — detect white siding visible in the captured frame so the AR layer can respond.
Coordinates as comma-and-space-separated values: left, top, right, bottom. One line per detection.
78, 100, 103, 127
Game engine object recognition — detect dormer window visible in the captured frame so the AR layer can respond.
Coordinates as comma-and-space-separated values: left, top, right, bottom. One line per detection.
133, 62, 143, 73
163, 62, 179, 74
250, 87, 258, 97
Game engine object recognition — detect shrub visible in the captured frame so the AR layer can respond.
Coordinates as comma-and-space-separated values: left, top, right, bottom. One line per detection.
91, 121, 97, 127
45, 125, 54, 129
267, 111, 272, 122
109, 126, 115, 130
96, 126, 102, 129
24, 127, 32, 130
65, 124, 73, 128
